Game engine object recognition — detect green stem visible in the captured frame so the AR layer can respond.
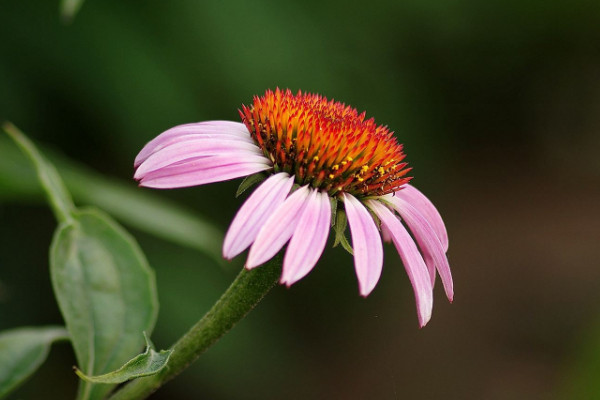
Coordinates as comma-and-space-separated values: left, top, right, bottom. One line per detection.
108, 258, 282, 400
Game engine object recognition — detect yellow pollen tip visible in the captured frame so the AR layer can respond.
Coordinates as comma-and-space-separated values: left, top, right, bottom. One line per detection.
378, 167, 385, 175
328, 174, 335, 179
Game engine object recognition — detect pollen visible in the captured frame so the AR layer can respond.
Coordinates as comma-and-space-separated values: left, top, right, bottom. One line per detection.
240, 88, 412, 197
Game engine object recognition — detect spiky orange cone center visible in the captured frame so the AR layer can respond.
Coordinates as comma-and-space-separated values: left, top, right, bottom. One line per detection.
241, 89, 411, 197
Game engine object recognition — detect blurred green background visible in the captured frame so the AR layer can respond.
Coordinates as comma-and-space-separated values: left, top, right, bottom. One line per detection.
1, 0, 600, 399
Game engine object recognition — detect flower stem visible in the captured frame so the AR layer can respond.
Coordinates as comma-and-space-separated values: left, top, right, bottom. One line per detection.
108, 258, 282, 400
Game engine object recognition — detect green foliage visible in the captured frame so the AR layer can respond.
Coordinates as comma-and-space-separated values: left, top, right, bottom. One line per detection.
329, 197, 337, 227
51, 208, 159, 400
0, 326, 68, 399
0, 134, 224, 264
75, 333, 171, 384
107, 260, 282, 400
333, 208, 353, 255
5, 125, 160, 400
4, 123, 75, 223
236, 173, 267, 198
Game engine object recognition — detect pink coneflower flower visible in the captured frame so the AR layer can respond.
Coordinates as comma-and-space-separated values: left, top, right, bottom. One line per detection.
134, 89, 452, 327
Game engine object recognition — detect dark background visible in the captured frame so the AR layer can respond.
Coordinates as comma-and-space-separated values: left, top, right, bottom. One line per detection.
1, 0, 600, 399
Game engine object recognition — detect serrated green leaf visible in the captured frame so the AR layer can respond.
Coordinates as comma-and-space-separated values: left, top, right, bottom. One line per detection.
60, 0, 86, 23
0, 134, 224, 264
75, 333, 171, 384
236, 173, 267, 198
51, 208, 158, 400
3, 122, 75, 223
0, 326, 69, 398
333, 209, 353, 255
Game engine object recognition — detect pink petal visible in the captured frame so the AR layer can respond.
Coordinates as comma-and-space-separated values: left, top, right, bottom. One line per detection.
343, 193, 383, 297
281, 190, 331, 286
388, 196, 453, 302
246, 186, 311, 269
380, 198, 436, 288
381, 222, 393, 243
423, 253, 437, 289
138, 156, 271, 188
135, 121, 253, 167
223, 173, 295, 259
134, 138, 263, 179
368, 200, 433, 328
395, 185, 449, 252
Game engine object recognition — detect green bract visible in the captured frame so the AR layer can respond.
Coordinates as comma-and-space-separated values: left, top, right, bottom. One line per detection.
75, 333, 171, 385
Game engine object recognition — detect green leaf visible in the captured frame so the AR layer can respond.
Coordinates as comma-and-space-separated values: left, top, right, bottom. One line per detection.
3, 122, 75, 223
330, 197, 337, 227
0, 133, 224, 264
0, 326, 69, 398
75, 333, 171, 384
51, 208, 158, 400
333, 209, 353, 255
338, 232, 354, 255
235, 173, 267, 198
6, 124, 160, 399
60, 0, 86, 23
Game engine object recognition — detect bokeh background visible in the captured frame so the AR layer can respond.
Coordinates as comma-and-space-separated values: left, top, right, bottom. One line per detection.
1, 0, 600, 399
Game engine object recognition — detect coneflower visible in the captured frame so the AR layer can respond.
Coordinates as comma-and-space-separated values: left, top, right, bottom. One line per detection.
134, 88, 452, 327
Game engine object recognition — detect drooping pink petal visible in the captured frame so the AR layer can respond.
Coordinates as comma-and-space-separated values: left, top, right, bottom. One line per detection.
395, 185, 449, 252
281, 190, 331, 286
135, 121, 254, 167
380, 197, 436, 286
223, 173, 294, 259
368, 200, 433, 327
388, 196, 453, 302
343, 193, 383, 297
134, 138, 264, 179
246, 186, 311, 269
423, 253, 437, 289
138, 155, 271, 189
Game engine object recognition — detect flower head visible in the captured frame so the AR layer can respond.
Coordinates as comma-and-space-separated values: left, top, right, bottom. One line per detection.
134, 88, 452, 327
241, 89, 411, 197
